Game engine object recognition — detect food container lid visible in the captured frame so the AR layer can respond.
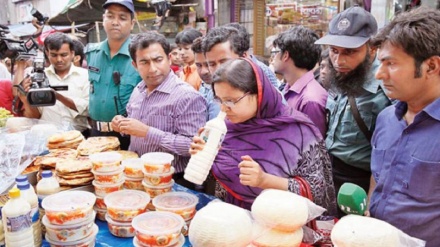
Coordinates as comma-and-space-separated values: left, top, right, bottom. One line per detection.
105, 213, 133, 226
133, 234, 185, 247
42, 191, 96, 212
124, 175, 143, 182
45, 223, 98, 246
122, 158, 144, 169
152, 192, 198, 211
93, 206, 107, 213
132, 211, 184, 236
42, 211, 96, 229
104, 190, 150, 210
142, 166, 175, 177
89, 151, 122, 164
142, 179, 175, 189
141, 152, 174, 165
91, 166, 124, 175
92, 178, 124, 187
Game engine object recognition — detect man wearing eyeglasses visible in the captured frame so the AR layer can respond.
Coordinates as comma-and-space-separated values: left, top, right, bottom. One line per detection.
85, 0, 141, 149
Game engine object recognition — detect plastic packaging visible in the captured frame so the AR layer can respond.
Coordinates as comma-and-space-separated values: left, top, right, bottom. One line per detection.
89, 151, 122, 172
92, 179, 124, 197
36, 170, 60, 207
104, 190, 150, 222
45, 223, 98, 247
123, 176, 144, 191
153, 192, 198, 221
133, 234, 185, 247
122, 158, 144, 178
141, 152, 174, 174
143, 167, 175, 186
184, 111, 227, 185
1, 188, 34, 247
91, 166, 124, 184
42, 211, 95, 242
105, 213, 135, 238
16, 181, 42, 247
142, 179, 174, 198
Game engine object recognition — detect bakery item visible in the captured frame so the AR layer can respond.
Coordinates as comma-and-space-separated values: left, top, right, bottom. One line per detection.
252, 223, 303, 247
77, 137, 120, 156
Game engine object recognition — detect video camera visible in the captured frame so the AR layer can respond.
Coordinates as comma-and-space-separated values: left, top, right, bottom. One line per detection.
30, 7, 49, 26
0, 24, 39, 61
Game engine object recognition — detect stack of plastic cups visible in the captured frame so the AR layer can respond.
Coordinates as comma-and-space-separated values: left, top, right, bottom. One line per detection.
90, 152, 124, 221
152, 192, 198, 236
122, 158, 145, 191
140, 152, 175, 211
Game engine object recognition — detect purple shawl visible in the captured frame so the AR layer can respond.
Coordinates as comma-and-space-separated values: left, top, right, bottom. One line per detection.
212, 58, 336, 214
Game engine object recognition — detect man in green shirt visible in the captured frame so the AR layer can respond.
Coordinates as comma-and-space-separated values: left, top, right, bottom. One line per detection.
86, 0, 141, 149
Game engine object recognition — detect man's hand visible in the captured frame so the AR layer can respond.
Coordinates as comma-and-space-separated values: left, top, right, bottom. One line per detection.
238, 155, 267, 188
115, 117, 149, 137
111, 115, 125, 133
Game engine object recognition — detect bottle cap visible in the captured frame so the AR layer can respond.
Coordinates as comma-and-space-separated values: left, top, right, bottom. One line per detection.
17, 181, 30, 190
217, 111, 226, 119
9, 188, 21, 198
41, 170, 53, 178
15, 175, 28, 183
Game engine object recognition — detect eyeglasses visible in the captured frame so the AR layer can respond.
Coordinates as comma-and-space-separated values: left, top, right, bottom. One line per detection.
270, 49, 281, 55
214, 92, 250, 108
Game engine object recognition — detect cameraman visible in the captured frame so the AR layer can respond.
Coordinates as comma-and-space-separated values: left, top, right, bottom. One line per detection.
14, 32, 90, 133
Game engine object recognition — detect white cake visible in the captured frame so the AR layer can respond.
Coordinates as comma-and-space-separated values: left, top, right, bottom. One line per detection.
251, 223, 303, 247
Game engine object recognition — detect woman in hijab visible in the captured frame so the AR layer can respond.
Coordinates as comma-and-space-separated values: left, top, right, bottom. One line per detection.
190, 58, 336, 216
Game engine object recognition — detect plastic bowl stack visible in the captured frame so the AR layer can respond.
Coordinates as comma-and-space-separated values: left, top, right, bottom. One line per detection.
41, 191, 98, 246
122, 158, 145, 191
140, 152, 175, 210
90, 151, 124, 221
132, 211, 185, 247
153, 192, 198, 236
104, 190, 150, 238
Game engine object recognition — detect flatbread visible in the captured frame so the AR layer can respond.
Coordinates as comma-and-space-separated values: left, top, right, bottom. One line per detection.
48, 130, 82, 144
57, 172, 93, 180
56, 176, 94, 186
116, 150, 139, 160
48, 148, 78, 159
56, 159, 92, 174
77, 136, 120, 155
47, 136, 85, 150
35, 157, 65, 168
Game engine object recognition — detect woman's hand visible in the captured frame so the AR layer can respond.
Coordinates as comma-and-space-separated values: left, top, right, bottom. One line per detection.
238, 155, 267, 188
189, 128, 206, 155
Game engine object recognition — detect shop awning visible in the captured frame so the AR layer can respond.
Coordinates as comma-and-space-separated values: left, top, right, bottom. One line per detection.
7, 22, 89, 38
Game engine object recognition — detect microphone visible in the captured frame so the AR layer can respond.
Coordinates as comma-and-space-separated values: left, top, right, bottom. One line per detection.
337, 183, 367, 215
113, 71, 121, 86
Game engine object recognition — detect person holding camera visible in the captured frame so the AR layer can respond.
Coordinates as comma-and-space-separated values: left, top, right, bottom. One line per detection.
13, 32, 90, 133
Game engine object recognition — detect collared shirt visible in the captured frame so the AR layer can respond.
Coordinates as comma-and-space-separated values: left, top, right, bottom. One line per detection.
199, 82, 220, 121
180, 63, 201, 91
38, 65, 90, 131
250, 55, 279, 89
370, 99, 440, 247
127, 72, 207, 173
86, 38, 142, 122
283, 70, 328, 137
325, 59, 391, 170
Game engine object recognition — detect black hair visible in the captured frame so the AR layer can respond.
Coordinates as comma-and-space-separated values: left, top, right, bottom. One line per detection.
191, 37, 204, 54
72, 38, 85, 66
44, 32, 74, 52
224, 23, 250, 52
175, 28, 203, 45
202, 26, 247, 56
212, 59, 258, 95
129, 31, 171, 61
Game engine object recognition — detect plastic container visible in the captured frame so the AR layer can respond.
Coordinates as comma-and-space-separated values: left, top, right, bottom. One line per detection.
105, 213, 135, 238
92, 166, 124, 184
123, 176, 144, 191
92, 179, 124, 197
104, 190, 150, 222
141, 152, 174, 174
42, 211, 96, 242
133, 234, 185, 247
16, 181, 42, 247
153, 192, 198, 221
142, 179, 174, 198
45, 223, 98, 247
89, 151, 122, 172
94, 207, 107, 222
122, 158, 145, 178
184, 111, 227, 185
143, 167, 175, 186
42, 191, 96, 225
132, 212, 185, 247
37, 170, 60, 206
94, 196, 107, 210
1, 188, 34, 247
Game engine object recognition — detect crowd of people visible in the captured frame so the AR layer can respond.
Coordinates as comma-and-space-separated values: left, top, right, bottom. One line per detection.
1, 0, 439, 246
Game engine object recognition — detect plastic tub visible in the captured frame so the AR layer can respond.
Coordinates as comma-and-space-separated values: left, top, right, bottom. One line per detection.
89, 151, 122, 172
141, 152, 174, 174
43, 211, 96, 242
94, 206, 107, 221
133, 234, 185, 247
95, 196, 107, 209
92, 166, 124, 184
153, 192, 198, 221
105, 213, 135, 238
42, 191, 96, 225
92, 179, 124, 197
142, 179, 174, 198
122, 158, 144, 178
104, 190, 150, 222
45, 223, 98, 247
123, 176, 144, 191
132, 212, 184, 247
143, 166, 175, 186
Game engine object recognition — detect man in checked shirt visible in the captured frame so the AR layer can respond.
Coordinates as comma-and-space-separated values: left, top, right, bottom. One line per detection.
111, 31, 207, 189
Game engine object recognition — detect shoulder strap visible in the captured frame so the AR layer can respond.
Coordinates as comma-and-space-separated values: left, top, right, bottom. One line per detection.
348, 95, 372, 142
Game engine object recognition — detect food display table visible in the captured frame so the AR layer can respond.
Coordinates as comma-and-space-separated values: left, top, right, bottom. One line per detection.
41, 184, 217, 247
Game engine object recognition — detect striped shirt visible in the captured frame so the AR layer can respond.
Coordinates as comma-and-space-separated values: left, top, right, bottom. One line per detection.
127, 72, 207, 173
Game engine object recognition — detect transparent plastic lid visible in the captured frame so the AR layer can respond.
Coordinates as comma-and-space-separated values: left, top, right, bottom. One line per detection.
153, 192, 198, 211
132, 211, 184, 236
89, 151, 122, 164
104, 190, 150, 210
142, 179, 175, 189
133, 234, 185, 247
42, 191, 96, 212
141, 152, 174, 165
122, 158, 144, 169
42, 211, 96, 229
45, 224, 98, 245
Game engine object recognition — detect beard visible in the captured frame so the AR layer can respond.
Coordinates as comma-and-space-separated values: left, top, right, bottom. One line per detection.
329, 53, 371, 96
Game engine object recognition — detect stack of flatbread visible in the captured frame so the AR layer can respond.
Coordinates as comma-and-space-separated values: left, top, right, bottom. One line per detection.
32, 148, 79, 177
47, 130, 85, 150
55, 159, 94, 189
77, 136, 120, 156
116, 150, 139, 160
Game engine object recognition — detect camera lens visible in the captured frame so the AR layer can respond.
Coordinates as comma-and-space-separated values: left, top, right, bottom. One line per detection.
27, 89, 56, 106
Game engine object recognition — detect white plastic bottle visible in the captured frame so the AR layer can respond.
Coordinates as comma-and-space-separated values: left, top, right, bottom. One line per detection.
1, 188, 34, 247
184, 111, 227, 185
36, 170, 60, 234
17, 181, 42, 247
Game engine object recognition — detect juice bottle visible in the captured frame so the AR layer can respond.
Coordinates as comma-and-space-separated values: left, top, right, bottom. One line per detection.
36, 170, 60, 235
17, 181, 42, 247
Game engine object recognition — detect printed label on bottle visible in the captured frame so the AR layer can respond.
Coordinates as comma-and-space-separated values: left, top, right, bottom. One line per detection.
5, 213, 32, 233
200, 128, 225, 149
30, 206, 39, 223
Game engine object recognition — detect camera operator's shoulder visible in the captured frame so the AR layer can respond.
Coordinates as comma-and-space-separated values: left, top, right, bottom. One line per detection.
84, 43, 101, 54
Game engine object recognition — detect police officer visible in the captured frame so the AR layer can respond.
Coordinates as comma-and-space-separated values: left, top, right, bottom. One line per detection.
86, 0, 141, 150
